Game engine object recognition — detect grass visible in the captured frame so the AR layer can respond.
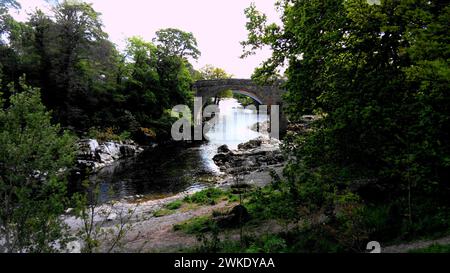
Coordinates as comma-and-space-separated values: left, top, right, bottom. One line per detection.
409, 244, 450, 253
166, 200, 183, 210
184, 188, 225, 205
153, 188, 240, 218
173, 216, 215, 234
184, 188, 238, 205
153, 209, 175, 217
153, 200, 184, 217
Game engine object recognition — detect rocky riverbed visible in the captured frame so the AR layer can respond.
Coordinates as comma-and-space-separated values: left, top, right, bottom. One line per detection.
75, 139, 146, 172
213, 136, 284, 175
64, 135, 286, 252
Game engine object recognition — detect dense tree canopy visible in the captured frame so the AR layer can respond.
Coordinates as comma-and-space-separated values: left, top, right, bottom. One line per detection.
242, 0, 450, 250
0, 79, 75, 252
1, 0, 448, 253
0, 1, 200, 140
153, 28, 201, 60
0, 0, 203, 251
199, 65, 233, 80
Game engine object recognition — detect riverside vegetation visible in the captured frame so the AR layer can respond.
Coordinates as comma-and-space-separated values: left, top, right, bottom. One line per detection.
0, 0, 449, 253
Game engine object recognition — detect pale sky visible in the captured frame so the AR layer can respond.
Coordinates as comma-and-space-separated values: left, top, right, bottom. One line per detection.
13, 0, 281, 78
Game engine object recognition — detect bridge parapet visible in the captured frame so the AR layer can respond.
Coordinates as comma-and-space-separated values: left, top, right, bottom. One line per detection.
193, 78, 287, 134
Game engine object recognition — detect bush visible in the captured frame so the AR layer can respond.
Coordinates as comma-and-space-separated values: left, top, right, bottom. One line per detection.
88, 127, 133, 143
166, 200, 183, 210
409, 244, 450, 253
184, 188, 225, 205
174, 216, 215, 234
153, 209, 174, 217
0, 81, 75, 252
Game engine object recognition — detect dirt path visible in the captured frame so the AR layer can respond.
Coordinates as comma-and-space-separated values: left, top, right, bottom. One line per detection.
116, 201, 235, 252
382, 235, 450, 253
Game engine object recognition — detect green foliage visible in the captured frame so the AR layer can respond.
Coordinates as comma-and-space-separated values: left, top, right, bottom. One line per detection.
153, 209, 175, 218
218, 89, 233, 99
234, 93, 255, 107
88, 127, 131, 143
173, 216, 215, 234
0, 79, 75, 252
153, 199, 184, 217
199, 65, 232, 80
409, 244, 450, 253
184, 188, 226, 205
246, 185, 297, 222
71, 179, 138, 253
166, 200, 183, 210
245, 234, 288, 253
153, 28, 201, 60
0, 4, 198, 139
241, 0, 450, 250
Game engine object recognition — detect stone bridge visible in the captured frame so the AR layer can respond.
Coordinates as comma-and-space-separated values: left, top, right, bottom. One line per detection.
192, 79, 287, 135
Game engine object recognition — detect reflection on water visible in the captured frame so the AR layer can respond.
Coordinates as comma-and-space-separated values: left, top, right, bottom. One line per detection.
92, 98, 268, 201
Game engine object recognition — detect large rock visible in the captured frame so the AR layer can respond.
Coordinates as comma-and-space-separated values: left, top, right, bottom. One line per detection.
95, 142, 121, 164
213, 153, 232, 165
214, 205, 250, 228
213, 136, 284, 174
217, 144, 231, 154
120, 144, 136, 157
76, 139, 99, 160
238, 139, 262, 150
76, 139, 143, 172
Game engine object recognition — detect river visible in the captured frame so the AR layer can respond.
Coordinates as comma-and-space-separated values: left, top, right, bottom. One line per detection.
90, 98, 269, 201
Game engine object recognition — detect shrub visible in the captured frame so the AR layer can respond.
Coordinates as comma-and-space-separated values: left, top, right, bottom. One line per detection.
166, 200, 183, 210
409, 244, 450, 253
173, 216, 215, 234
184, 188, 225, 205
153, 209, 174, 217
0, 81, 75, 252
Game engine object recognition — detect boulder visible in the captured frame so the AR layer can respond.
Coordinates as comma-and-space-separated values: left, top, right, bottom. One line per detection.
217, 144, 231, 154
107, 212, 117, 222
95, 142, 122, 164
214, 205, 250, 228
76, 139, 143, 172
76, 139, 99, 160
213, 137, 284, 174
238, 139, 262, 150
213, 153, 233, 165
120, 145, 136, 157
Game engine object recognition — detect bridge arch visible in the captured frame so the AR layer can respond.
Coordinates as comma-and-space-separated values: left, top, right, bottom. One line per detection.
193, 79, 284, 107
225, 90, 263, 105
192, 78, 287, 135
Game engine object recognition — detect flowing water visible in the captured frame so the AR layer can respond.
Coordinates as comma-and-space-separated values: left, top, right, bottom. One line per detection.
90, 98, 268, 201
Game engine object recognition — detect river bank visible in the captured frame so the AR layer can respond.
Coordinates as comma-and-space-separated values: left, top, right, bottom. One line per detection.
75, 139, 146, 173
64, 135, 286, 253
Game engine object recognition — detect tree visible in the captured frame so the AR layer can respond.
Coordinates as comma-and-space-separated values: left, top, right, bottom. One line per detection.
241, 0, 450, 249
50, 1, 111, 128
121, 37, 159, 124
115, 36, 195, 141
198, 65, 234, 102
242, 0, 347, 117
153, 28, 201, 60
0, 78, 75, 252
199, 65, 233, 80
0, 0, 19, 43
0, 1, 24, 92
1, 1, 119, 131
